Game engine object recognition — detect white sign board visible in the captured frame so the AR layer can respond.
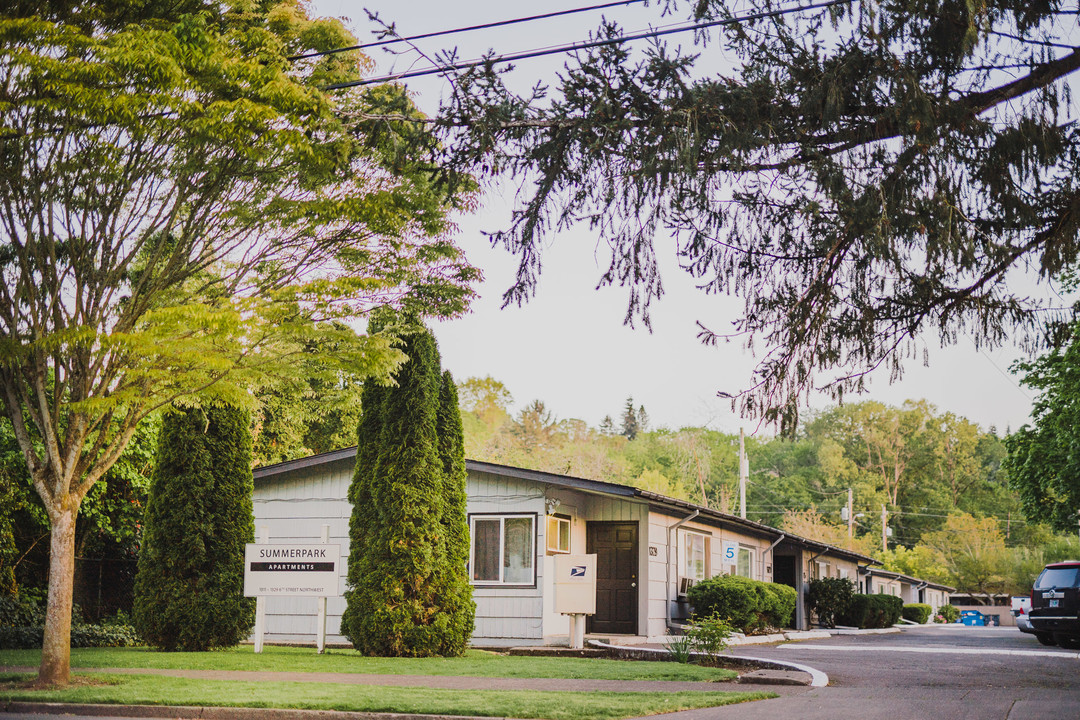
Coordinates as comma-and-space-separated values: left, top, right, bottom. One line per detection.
243, 543, 340, 597
554, 554, 597, 615
721, 541, 739, 564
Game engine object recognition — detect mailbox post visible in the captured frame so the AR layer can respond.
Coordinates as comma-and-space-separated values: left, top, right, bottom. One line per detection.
554, 554, 597, 649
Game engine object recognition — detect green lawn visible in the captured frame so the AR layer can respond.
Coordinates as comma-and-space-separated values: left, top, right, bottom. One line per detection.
0, 673, 772, 720
0, 645, 737, 681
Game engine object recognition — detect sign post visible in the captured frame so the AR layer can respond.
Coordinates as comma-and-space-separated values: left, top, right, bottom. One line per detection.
254, 526, 268, 653
317, 524, 329, 654
244, 531, 340, 654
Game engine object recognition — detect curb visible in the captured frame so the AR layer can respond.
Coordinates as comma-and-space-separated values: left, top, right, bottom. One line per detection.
2, 702, 497, 720
586, 640, 828, 688
830, 627, 901, 636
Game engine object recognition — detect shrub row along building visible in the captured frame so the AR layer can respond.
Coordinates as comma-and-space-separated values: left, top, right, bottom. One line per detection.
252, 449, 952, 645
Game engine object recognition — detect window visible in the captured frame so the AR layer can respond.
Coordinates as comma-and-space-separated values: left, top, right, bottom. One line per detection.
681, 531, 709, 581
546, 515, 571, 554
736, 546, 754, 579
470, 514, 535, 585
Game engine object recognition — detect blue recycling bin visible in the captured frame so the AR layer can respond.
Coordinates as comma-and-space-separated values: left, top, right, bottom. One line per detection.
960, 610, 985, 626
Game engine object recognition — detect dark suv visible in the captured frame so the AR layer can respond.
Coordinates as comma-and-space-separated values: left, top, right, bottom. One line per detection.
1028, 561, 1080, 648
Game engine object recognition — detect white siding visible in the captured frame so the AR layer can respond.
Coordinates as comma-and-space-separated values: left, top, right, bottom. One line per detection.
252, 458, 353, 645
466, 471, 547, 645
647, 511, 776, 636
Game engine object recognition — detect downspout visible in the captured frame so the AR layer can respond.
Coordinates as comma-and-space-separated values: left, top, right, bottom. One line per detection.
764, 534, 785, 579
666, 510, 700, 632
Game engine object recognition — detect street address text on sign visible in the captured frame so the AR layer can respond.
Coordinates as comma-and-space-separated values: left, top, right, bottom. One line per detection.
243, 543, 340, 597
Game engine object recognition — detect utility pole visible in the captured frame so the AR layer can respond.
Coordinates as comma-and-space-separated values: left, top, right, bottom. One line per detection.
881, 504, 888, 552
847, 488, 854, 538
738, 428, 748, 520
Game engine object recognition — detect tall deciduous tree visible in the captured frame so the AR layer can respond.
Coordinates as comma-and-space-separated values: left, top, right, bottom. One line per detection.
132, 403, 255, 651
1005, 327, 1080, 532
342, 319, 472, 656
409, 0, 1080, 426
922, 513, 1008, 597
0, 1, 475, 684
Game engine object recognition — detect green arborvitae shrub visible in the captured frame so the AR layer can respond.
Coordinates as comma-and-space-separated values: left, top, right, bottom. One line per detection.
903, 603, 933, 624
808, 577, 856, 628
838, 593, 904, 629
343, 322, 473, 656
687, 575, 795, 633
340, 372, 387, 646
132, 403, 255, 651
433, 370, 475, 655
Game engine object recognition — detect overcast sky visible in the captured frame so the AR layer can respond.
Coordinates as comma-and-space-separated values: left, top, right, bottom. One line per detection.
312, 0, 1052, 436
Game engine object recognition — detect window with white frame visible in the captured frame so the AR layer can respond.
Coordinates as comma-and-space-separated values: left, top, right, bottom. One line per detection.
470, 514, 535, 585
546, 515, 571, 554
681, 530, 710, 582
736, 546, 755, 579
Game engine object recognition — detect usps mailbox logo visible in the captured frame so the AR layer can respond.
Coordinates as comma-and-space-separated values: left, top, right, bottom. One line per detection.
570, 565, 587, 578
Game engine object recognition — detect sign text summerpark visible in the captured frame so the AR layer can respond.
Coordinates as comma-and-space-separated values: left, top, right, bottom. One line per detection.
244, 543, 340, 597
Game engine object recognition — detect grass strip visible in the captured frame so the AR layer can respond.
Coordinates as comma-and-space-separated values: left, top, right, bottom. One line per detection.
0, 673, 772, 720
0, 646, 737, 682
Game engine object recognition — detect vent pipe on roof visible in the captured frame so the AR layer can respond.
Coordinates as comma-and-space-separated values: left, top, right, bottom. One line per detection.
666, 509, 700, 633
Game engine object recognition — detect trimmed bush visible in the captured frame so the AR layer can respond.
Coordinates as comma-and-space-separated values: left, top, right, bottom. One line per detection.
132, 403, 255, 651
902, 603, 933, 624
936, 604, 960, 623
838, 593, 904, 629
687, 575, 795, 632
760, 581, 797, 628
808, 577, 855, 628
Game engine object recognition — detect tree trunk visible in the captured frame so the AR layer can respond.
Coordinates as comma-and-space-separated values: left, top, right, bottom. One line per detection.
38, 504, 77, 686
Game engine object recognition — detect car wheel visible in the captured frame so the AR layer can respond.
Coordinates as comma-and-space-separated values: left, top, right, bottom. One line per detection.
1035, 632, 1057, 646
1055, 635, 1080, 649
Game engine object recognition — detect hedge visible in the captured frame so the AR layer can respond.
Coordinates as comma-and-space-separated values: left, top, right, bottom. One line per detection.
902, 603, 933, 624
2, 591, 141, 650
686, 575, 796, 632
807, 577, 856, 628
837, 593, 904, 628
0, 623, 141, 650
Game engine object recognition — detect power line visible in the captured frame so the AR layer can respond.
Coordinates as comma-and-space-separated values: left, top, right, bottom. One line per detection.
289, 0, 649, 61
324, 0, 854, 90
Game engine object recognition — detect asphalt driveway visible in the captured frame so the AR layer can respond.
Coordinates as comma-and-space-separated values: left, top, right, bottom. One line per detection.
671, 624, 1080, 720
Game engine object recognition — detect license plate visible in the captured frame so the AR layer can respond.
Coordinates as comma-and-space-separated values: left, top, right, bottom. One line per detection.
1050, 599, 1060, 608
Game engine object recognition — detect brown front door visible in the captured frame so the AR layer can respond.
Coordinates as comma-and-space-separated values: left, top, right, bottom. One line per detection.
586, 521, 638, 635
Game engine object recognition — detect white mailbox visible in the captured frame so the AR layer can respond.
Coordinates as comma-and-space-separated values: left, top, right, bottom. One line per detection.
554, 554, 597, 615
